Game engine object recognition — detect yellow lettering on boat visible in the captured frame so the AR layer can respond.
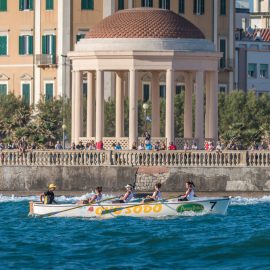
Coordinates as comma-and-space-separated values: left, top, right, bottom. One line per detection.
133, 205, 142, 214
95, 207, 103, 215
153, 204, 162, 213
125, 207, 132, 214
114, 208, 122, 215
143, 205, 152, 213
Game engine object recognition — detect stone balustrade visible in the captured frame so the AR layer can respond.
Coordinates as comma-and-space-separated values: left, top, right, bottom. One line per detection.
1, 150, 270, 167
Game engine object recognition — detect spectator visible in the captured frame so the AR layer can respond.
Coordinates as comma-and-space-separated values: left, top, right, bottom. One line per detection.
216, 141, 223, 152
145, 142, 153, 150
115, 142, 122, 150
46, 140, 54, 149
191, 142, 198, 150
96, 141, 103, 150
89, 142, 96, 150
30, 142, 37, 150
154, 141, 160, 151
70, 142, 76, 150
0, 141, 5, 151
132, 142, 137, 150
160, 142, 166, 150
138, 143, 145, 150
208, 141, 214, 151
204, 140, 209, 151
168, 142, 177, 150
18, 138, 28, 153
144, 131, 151, 141
76, 141, 85, 150
55, 141, 63, 150
183, 142, 189, 150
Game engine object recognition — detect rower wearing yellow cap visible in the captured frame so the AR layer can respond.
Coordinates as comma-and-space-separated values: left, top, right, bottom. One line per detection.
40, 184, 57, 204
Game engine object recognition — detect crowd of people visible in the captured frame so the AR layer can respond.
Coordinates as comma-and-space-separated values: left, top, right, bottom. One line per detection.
1, 134, 270, 152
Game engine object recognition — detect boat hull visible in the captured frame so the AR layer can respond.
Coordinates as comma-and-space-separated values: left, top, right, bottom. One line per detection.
30, 197, 230, 219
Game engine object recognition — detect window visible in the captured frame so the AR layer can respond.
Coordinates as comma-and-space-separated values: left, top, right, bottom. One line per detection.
22, 83, 30, 106
0, 0, 7, 11
0, 83, 7, 95
193, 0, 204, 15
42, 34, 56, 63
179, 0, 184, 14
118, 0, 124, 10
46, 0, 53, 10
19, 35, 33, 55
219, 85, 227, 93
260, 64, 268, 78
143, 84, 150, 102
83, 81, 87, 96
141, 0, 153, 7
176, 84, 185, 95
220, 0, 226, 15
0, 35, 7, 55
81, 0, 94, 10
45, 83, 54, 101
219, 39, 226, 69
160, 85, 166, 98
159, 0, 170, 9
19, 0, 33, 10
248, 64, 257, 78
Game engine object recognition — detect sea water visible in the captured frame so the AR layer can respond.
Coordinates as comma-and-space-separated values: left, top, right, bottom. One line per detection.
0, 194, 270, 270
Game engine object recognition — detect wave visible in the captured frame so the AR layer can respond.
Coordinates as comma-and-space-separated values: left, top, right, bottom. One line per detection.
1, 194, 270, 206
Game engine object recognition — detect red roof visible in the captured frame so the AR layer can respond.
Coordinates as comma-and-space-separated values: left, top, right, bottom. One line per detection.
86, 8, 205, 39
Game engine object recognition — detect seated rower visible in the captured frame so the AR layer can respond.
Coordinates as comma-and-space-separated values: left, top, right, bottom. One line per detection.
112, 184, 134, 203
40, 184, 57, 205
77, 186, 103, 204
143, 183, 162, 203
178, 181, 196, 201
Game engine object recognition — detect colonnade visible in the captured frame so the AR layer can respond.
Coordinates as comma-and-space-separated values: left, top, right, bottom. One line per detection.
71, 69, 218, 149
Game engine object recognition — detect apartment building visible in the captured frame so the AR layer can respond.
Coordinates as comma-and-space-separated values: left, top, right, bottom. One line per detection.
0, 0, 235, 105
251, 0, 270, 28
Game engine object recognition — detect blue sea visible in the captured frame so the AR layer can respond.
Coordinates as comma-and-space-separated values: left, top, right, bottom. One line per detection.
0, 194, 270, 270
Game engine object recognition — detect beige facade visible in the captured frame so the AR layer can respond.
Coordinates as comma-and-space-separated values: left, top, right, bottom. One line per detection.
0, 0, 234, 105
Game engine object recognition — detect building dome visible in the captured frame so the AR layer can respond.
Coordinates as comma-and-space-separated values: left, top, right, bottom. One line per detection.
86, 8, 205, 39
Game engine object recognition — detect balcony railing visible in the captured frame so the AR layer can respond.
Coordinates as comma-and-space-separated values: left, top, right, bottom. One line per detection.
0, 150, 270, 167
36, 54, 57, 68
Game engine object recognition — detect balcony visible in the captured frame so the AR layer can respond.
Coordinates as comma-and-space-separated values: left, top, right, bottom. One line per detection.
36, 54, 57, 68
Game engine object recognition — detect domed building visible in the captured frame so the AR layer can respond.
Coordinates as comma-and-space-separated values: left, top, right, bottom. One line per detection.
68, 8, 221, 150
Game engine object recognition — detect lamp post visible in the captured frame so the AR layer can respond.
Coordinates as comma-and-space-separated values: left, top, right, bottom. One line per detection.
62, 124, 67, 149
143, 103, 149, 133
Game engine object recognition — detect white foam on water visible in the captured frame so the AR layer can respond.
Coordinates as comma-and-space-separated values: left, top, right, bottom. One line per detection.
0, 193, 116, 203
231, 196, 270, 206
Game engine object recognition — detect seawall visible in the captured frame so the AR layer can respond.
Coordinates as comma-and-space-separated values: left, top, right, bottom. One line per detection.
0, 166, 270, 192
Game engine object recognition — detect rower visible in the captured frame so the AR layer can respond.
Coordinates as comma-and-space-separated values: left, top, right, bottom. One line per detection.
143, 183, 162, 203
178, 181, 196, 201
113, 184, 134, 203
40, 184, 57, 204
76, 186, 103, 204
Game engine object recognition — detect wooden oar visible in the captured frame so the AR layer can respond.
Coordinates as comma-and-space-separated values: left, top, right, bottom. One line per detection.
39, 196, 119, 218
101, 195, 180, 215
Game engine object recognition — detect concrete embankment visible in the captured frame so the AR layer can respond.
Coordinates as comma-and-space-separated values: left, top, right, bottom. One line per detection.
0, 166, 270, 192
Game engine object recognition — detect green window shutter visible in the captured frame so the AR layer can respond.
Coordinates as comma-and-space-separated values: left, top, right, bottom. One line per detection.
0, 84, 7, 95
143, 84, 150, 102
118, 0, 124, 10
46, 0, 53, 10
42, 35, 46, 54
45, 83, 53, 101
22, 84, 30, 106
51, 35, 56, 64
201, 0, 204, 14
220, 0, 226, 15
0, 36, 7, 55
19, 0, 23, 10
0, 0, 7, 11
29, 0, 33, 10
179, 0, 184, 13
29, 35, 33, 54
19, 36, 24, 55
82, 0, 94, 10
81, 0, 86, 9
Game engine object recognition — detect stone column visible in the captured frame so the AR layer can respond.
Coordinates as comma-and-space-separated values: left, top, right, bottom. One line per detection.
195, 71, 204, 149
115, 72, 124, 138
129, 69, 138, 149
151, 71, 160, 137
71, 71, 75, 143
205, 72, 210, 139
74, 71, 82, 144
95, 70, 104, 143
184, 72, 193, 139
165, 69, 175, 145
87, 71, 95, 138
209, 71, 218, 140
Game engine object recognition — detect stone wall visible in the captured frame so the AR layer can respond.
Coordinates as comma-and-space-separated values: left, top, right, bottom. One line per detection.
0, 166, 270, 192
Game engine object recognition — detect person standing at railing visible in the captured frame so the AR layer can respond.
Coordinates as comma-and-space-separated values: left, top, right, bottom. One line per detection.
55, 141, 63, 150
168, 142, 177, 150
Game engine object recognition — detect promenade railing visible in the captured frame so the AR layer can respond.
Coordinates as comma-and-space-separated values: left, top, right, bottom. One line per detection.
1, 150, 270, 167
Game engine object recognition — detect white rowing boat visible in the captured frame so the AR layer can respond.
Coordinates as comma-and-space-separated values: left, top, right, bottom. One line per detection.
29, 197, 231, 218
